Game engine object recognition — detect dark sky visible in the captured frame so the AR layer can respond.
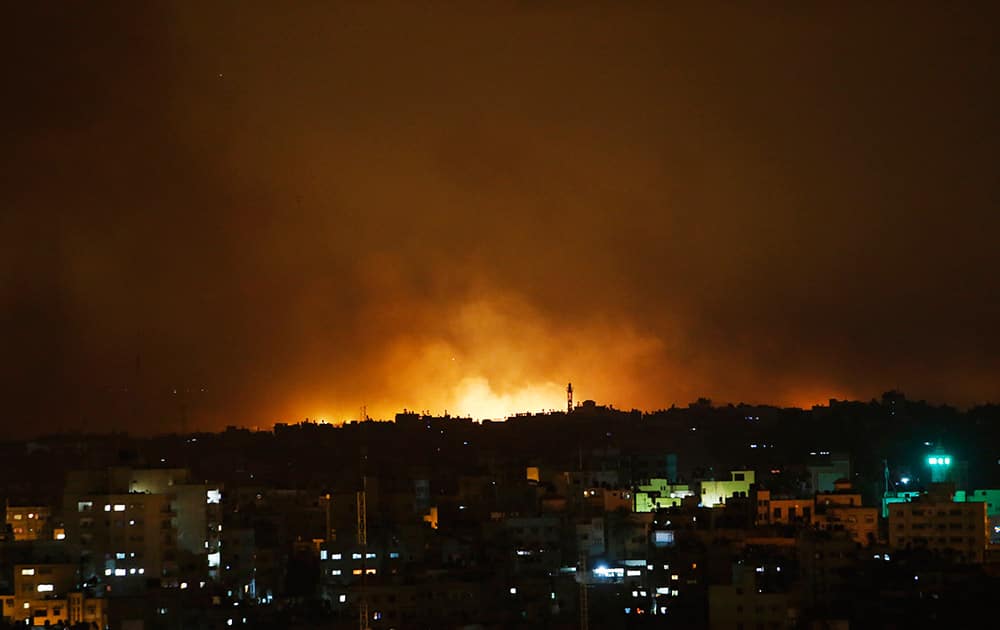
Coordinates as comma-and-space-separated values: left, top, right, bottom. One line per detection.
3, 2, 999, 436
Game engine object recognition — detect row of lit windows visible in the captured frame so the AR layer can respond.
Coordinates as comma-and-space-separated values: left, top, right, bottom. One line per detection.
104, 568, 145, 576
320, 551, 400, 560
329, 568, 377, 576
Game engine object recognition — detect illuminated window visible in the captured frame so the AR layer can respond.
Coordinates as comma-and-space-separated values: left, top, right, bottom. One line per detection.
320, 550, 327, 560
114, 569, 126, 576
331, 553, 342, 560
331, 569, 342, 576
21, 568, 35, 575
352, 553, 362, 560
339, 595, 347, 603
114, 504, 126, 512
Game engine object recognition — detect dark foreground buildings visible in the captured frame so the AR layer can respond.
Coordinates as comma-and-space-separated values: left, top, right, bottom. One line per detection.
2, 391, 1000, 629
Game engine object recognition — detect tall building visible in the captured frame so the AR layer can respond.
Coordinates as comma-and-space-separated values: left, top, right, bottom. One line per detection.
62, 467, 222, 592
888, 483, 989, 563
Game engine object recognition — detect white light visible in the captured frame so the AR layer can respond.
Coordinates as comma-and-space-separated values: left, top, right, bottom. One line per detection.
227, 620, 233, 627
104, 569, 112, 576
339, 594, 347, 603
331, 553, 342, 560
114, 569, 126, 576
36, 584, 54, 592
320, 550, 327, 560
20, 568, 35, 576
114, 504, 126, 512
331, 569, 342, 576
181, 582, 188, 589
104, 505, 111, 512
510, 587, 517, 594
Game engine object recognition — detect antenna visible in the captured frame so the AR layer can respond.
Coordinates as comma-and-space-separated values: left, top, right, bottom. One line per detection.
567, 382, 574, 414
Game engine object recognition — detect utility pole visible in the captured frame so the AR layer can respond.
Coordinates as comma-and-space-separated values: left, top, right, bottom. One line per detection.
357, 449, 369, 630
357, 484, 368, 630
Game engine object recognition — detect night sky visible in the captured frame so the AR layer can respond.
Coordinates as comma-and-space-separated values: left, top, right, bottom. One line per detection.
3, 2, 999, 436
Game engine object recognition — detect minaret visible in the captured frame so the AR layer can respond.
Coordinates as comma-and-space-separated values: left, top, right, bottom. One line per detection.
567, 382, 574, 414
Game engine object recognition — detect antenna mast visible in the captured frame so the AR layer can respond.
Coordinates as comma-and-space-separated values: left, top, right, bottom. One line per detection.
567, 382, 574, 414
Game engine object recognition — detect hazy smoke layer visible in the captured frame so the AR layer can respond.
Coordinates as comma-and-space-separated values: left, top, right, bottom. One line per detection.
3, 3, 999, 435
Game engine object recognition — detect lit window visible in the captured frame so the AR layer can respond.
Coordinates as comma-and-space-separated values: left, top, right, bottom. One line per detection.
114, 569, 126, 576
352, 553, 362, 560
114, 504, 126, 512
365, 553, 376, 559
331, 553, 342, 560
331, 569, 342, 576
339, 594, 347, 603
21, 568, 35, 576
365, 568, 376, 575
320, 551, 327, 560
104, 505, 111, 512
510, 587, 517, 594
